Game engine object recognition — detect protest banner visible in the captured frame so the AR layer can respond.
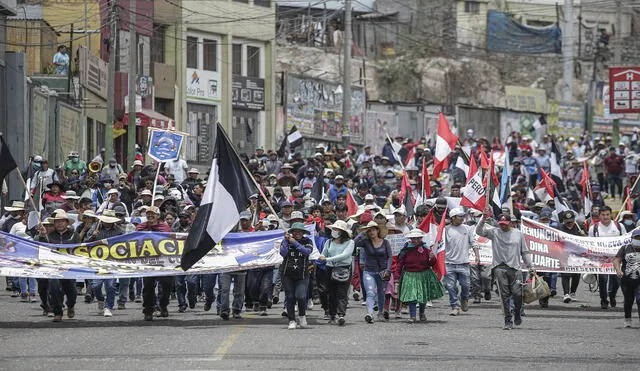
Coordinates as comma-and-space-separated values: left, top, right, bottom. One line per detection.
520, 218, 631, 273
0, 230, 284, 279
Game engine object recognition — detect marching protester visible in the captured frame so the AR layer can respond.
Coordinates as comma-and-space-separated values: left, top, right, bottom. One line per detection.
318, 220, 355, 326
280, 222, 315, 329
37, 209, 80, 322
443, 208, 479, 316
477, 212, 534, 330
614, 229, 640, 328
396, 229, 444, 323
588, 206, 624, 309
356, 221, 392, 323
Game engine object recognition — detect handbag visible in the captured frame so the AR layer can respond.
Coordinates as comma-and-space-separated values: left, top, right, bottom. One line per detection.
523, 273, 551, 304
331, 266, 351, 282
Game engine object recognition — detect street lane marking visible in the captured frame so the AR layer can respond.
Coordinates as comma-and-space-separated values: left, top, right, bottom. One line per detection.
212, 326, 245, 361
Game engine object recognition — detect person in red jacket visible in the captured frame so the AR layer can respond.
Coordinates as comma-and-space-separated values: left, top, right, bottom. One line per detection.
136, 206, 173, 321
395, 229, 445, 323
604, 146, 625, 200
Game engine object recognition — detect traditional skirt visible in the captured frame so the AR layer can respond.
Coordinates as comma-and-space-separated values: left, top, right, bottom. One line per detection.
399, 269, 444, 303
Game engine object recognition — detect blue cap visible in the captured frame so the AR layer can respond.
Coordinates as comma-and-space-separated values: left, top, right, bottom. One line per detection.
281, 201, 293, 207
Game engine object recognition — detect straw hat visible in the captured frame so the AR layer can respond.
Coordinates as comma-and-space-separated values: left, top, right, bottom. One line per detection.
61, 191, 80, 200
327, 220, 352, 238
4, 200, 26, 212
50, 209, 74, 224
97, 210, 121, 224
405, 229, 425, 239
359, 221, 388, 238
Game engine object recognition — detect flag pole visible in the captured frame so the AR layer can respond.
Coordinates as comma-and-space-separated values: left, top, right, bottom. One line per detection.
616, 175, 640, 220
215, 123, 279, 218
151, 161, 162, 205
421, 156, 426, 203
12, 169, 44, 226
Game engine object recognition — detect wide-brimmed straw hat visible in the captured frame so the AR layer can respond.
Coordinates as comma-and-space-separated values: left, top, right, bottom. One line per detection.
97, 210, 121, 224
4, 201, 26, 212
359, 221, 388, 238
405, 229, 425, 239
50, 209, 74, 224
327, 220, 352, 238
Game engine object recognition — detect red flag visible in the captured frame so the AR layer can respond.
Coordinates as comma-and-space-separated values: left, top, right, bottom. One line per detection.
345, 190, 358, 217
421, 156, 431, 198
404, 147, 415, 168
479, 150, 489, 170
626, 187, 632, 211
432, 113, 458, 179
460, 155, 486, 211
418, 209, 435, 233
538, 168, 556, 198
399, 171, 416, 212
432, 208, 448, 280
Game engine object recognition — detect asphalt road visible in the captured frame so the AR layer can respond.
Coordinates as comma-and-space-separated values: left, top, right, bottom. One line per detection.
0, 279, 638, 371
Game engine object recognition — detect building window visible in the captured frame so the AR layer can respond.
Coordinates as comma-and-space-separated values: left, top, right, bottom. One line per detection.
150, 25, 165, 64
203, 39, 217, 72
232, 44, 242, 75
247, 46, 260, 77
187, 36, 198, 69
254, 0, 271, 7
233, 0, 249, 3
464, 1, 480, 15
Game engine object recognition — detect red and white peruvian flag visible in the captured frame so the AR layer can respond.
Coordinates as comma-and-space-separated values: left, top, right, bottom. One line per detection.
404, 147, 415, 168
460, 155, 486, 211
432, 113, 458, 179
345, 190, 359, 217
432, 208, 448, 280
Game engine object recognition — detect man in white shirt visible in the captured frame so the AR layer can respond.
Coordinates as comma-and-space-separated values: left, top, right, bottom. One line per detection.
443, 208, 480, 316
165, 157, 188, 184
588, 205, 624, 309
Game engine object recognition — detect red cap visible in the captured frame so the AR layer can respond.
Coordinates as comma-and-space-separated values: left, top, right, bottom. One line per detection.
498, 215, 511, 226
359, 211, 373, 225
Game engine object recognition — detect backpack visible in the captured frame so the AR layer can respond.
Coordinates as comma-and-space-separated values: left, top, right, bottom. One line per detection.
592, 221, 623, 237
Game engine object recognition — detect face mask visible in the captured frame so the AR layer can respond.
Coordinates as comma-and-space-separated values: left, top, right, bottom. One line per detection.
623, 220, 634, 226
406, 243, 415, 248
331, 230, 341, 239
632, 239, 640, 247
72, 158, 78, 163
34, 163, 41, 169
303, 189, 311, 195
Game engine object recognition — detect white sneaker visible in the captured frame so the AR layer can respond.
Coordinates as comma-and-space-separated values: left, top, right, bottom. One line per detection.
308, 300, 314, 310
426, 301, 433, 308
563, 294, 571, 303
103, 308, 112, 317
288, 320, 297, 330
299, 315, 307, 328
624, 318, 632, 328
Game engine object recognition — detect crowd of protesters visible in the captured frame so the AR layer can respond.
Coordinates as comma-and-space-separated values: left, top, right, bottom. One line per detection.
2, 126, 640, 330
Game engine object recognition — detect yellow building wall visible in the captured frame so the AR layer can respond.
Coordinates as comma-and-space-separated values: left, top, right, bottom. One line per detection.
42, 0, 102, 56
5, 20, 58, 75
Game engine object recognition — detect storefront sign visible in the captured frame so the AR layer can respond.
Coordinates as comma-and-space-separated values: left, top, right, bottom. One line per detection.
186, 68, 221, 103
232, 75, 265, 110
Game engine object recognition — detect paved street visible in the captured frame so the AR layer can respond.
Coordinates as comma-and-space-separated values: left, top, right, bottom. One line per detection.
0, 280, 638, 370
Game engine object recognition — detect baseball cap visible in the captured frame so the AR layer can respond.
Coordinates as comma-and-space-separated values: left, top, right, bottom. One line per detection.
632, 229, 640, 238
289, 211, 304, 221
450, 207, 465, 218
239, 211, 252, 221
364, 194, 374, 201
498, 215, 511, 226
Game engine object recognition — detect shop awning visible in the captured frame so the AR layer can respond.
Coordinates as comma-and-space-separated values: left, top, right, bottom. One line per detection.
122, 109, 174, 129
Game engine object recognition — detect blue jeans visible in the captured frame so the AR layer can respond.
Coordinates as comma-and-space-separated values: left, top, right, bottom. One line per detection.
201, 274, 218, 306
443, 263, 470, 309
175, 275, 198, 308
92, 279, 116, 309
219, 272, 246, 314
282, 276, 309, 321
408, 302, 426, 318
19, 278, 37, 295
130, 278, 142, 297
117, 278, 130, 304
363, 271, 386, 314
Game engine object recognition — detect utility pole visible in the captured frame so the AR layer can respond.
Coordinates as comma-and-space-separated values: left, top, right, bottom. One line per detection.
612, 0, 623, 146
127, 0, 137, 167
562, 0, 574, 103
67, 23, 74, 96
105, 0, 117, 164
341, 0, 352, 148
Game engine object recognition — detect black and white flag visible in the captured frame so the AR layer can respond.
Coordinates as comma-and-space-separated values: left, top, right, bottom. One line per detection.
180, 124, 258, 270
